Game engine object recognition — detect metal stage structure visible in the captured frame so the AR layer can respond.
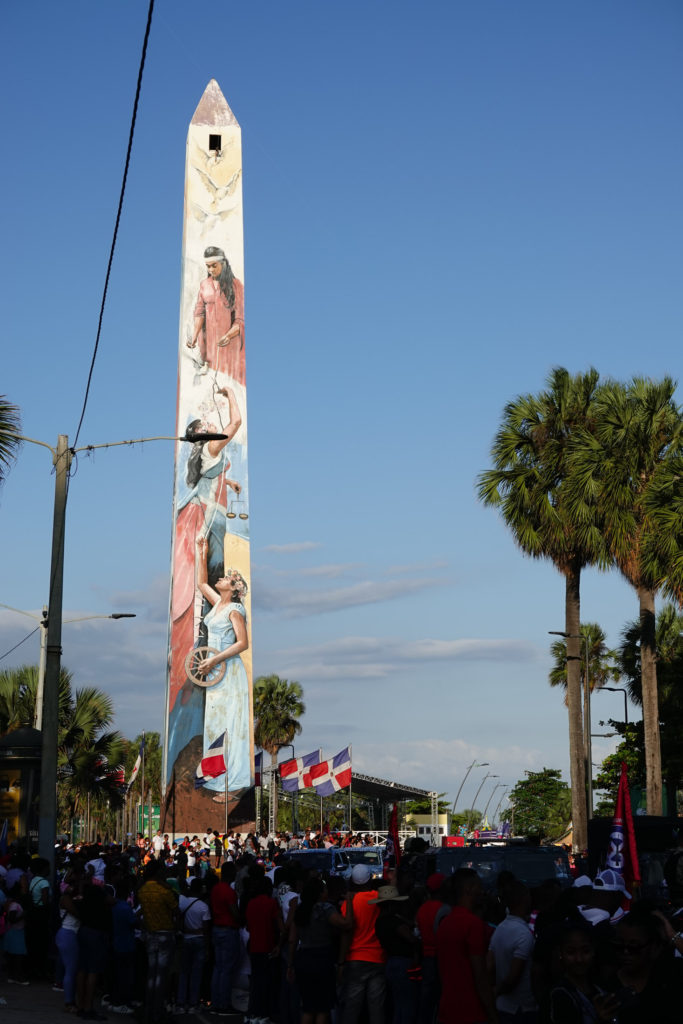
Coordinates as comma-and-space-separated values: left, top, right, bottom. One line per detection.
262, 769, 440, 844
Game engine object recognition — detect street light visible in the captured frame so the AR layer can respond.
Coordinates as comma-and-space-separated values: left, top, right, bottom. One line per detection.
17, 429, 226, 876
0, 604, 136, 729
468, 772, 499, 830
549, 630, 593, 820
481, 782, 505, 824
493, 788, 509, 824
451, 760, 489, 816
600, 687, 629, 725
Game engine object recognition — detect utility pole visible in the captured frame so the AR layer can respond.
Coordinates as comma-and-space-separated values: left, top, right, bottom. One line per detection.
38, 435, 71, 872
19, 428, 220, 875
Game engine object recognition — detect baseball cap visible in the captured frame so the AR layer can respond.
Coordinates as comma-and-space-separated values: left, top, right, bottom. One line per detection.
593, 868, 631, 900
351, 864, 372, 885
426, 872, 446, 893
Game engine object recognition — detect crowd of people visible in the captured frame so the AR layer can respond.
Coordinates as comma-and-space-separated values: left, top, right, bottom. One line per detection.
0, 829, 681, 1024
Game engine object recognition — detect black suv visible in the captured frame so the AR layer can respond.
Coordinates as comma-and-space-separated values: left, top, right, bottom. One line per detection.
412, 843, 572, 891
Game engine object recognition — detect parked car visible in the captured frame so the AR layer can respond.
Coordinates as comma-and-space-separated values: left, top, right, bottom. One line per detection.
345, 845, 384, 879
413, 843, 572, 890
281, 847, 352, 879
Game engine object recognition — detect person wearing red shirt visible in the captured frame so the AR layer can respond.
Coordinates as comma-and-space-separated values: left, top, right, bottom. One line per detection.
245, 876, 283, 1023
436, 869, 497, 1024
416, 873, 446, 1024
210, 862, 241, 1015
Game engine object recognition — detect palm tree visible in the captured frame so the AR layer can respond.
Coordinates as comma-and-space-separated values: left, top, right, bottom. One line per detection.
253, 674, 305, 827
568, 377, 683, 814
549, 622, 620, 804
549, 622, 619, 699
0, 665, 126, 830
478, 367, 609, 851
0, 395, 21, 484
619, 603, 683, 812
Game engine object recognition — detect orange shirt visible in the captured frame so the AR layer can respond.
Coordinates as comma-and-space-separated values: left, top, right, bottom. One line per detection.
342, 890, 386, 964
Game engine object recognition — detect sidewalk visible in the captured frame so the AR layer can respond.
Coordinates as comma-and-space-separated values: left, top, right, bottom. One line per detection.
0, 981, 244, 1024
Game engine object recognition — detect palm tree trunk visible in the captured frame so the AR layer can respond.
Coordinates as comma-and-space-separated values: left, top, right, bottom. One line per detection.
638, 586, 662, 815
566, 565, 587, 852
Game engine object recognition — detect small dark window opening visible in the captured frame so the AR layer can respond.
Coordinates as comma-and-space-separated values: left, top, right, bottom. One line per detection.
209, 134, 222, 153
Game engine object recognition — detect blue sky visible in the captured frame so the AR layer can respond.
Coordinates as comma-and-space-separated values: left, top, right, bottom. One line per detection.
1, 1, 681, 815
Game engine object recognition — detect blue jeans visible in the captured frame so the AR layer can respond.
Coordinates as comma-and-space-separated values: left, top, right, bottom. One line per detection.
114, 950, 136, 1008
418, 955, 439, 1024
385, 956, 419, 1024
498, 1012, 538, 1024
55, 928, 79, 1004
177, 936, 206, 1008
211, 927, 240, 1011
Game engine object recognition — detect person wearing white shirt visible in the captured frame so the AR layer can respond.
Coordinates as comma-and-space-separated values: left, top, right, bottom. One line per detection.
176, 879, 211, 1012
488, 881, 537, 1023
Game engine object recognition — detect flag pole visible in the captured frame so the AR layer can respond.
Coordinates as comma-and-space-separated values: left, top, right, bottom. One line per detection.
318, 748, 324, 836
349, 744, 353, 831
141, 731, 146, 837
225, 733, 230, 836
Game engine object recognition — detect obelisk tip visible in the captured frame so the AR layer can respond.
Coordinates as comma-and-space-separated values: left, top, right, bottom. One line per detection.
191, 79, 238, 127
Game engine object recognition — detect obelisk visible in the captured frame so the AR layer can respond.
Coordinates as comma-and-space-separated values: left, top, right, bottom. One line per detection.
163, 81, 253, 831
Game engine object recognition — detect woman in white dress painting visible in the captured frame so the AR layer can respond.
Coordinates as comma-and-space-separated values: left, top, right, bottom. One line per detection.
194, 535, 250, 801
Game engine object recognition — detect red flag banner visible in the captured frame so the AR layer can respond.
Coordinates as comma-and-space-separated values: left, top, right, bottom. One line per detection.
605, 761, 641, 900
385, 802, 401, 871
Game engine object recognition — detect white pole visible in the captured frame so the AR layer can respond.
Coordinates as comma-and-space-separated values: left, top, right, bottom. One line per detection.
228, 737, 233, 839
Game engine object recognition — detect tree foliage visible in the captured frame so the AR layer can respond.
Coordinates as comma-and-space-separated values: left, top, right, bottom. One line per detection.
567, 376, 683, 815
548, 622, 620, 702
478, 367, 606, 850
124, 731, 162, 805
617, 602, 683, 803
0, 395, 21, 484
0, 664, 126, 831
405, 794, 450, 816
593, 721, 645, 817
253, 674, 305, 825
509, 768, 571, 842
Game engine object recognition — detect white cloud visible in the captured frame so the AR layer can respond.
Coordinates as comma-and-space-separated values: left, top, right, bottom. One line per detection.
262, 541, 323, 554
384, 559, 449, 574
295, 563, 362, 578
269, 634, 540, 680
254, 577, 449, 617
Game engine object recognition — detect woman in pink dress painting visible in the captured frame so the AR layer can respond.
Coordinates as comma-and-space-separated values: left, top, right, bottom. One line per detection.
187, 246, 245, 383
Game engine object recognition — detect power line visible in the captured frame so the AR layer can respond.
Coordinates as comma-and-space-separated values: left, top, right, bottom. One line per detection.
73, 0, 156, 447
0, 626, 40, 663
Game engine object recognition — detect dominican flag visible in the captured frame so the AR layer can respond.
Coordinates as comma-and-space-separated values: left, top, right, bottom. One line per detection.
255, 751, 263, 787
195, 732, 227, 789
605, 761, 641, 901
127, 734, 145, 792
310, 747, 352, 796
280, 750, 321, 792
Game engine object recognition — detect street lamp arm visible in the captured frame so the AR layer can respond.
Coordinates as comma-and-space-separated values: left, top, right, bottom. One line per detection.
74, 432, 229, 453
17, 433, 230, 460
63, 613, 137, 624
16, 435, 57, 456
0, 602, 45, 624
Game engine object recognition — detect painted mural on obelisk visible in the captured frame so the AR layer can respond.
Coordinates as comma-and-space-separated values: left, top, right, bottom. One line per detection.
163, 80, 254, 829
